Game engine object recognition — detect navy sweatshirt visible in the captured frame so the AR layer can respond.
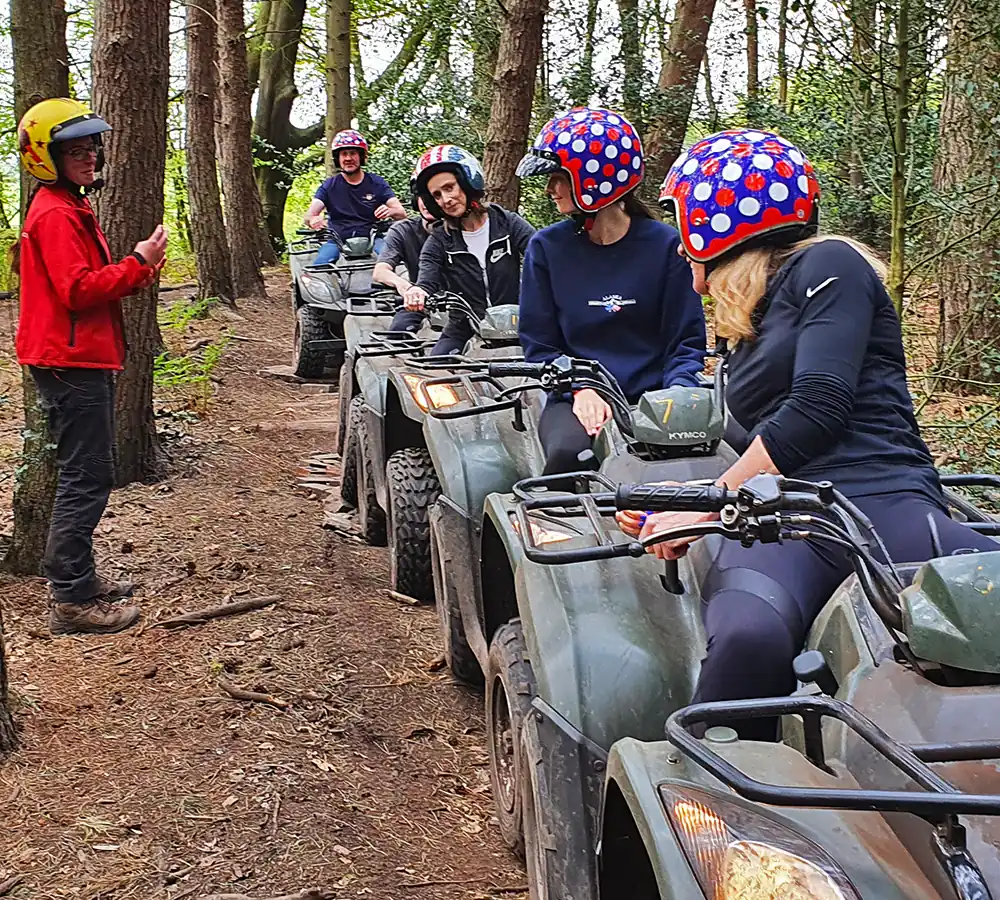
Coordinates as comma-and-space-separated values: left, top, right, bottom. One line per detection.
726, 239, 941, 500
518, 217, 707, 403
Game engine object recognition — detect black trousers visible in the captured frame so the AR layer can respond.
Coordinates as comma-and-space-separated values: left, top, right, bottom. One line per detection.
387, 309, 425, 334
430, 314, 475, 356
31, 367, 115, 604
539, 400, 596, 475
695, 489, 998, 740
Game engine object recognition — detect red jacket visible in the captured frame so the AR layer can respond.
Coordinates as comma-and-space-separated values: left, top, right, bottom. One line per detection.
15, 185, 153, 370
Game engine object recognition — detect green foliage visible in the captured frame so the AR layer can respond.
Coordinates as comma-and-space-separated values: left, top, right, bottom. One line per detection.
158, 296, 216, 330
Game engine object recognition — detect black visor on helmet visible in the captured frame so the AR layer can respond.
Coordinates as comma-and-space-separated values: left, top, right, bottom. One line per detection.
516, 148, 562, 179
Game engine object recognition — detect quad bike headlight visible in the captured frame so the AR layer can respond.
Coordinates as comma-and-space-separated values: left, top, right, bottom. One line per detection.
510, 514, 578, 546
402, 373, 462, 412
299, 270, 335, 303
662, 788, 860, 900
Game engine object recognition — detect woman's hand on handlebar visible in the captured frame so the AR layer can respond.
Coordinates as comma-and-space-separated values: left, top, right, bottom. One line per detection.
572, 388, 612, 436
403, 285, 428, 311
639, 510, 718, 560
308, 215, 327, 231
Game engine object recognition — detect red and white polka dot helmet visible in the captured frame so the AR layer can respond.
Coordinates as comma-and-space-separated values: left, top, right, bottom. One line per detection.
331, 129, 369, 167
517, 107, 644, 213
659, 129, 820, 263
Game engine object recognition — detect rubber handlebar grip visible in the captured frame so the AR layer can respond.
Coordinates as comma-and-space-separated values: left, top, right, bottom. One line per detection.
614, 483, 735, 512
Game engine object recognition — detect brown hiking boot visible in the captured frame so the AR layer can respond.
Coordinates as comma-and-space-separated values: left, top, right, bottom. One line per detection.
50, 598, 141, 636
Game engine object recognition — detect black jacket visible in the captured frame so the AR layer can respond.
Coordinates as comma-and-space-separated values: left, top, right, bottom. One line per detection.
416, 204, 534, 343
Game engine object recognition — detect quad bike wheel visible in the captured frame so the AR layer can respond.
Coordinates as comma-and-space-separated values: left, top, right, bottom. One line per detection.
292, 306, 329, 379
520, 720, 554, 899
487, 621, 536, 860
339, 395, 364, 508
356, 412, 387, 546
430, 518, 482, 685
336, 362, 353, 454
386, 449, 441, 603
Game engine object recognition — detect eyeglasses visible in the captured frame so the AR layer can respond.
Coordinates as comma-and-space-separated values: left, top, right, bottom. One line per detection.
63, 146, 99, 161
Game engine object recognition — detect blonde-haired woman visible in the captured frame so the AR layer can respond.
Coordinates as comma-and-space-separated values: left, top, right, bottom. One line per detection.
620, 129, 995, 740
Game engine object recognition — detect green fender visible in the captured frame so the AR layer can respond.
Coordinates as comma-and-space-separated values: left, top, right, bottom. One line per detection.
343, 313, 392, 356
482, 494, 706, 750
423, 412, 533, 516
353, 354, 389, 417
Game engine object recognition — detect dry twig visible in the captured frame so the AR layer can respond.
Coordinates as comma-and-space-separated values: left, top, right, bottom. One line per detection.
196, 890, 333, 900
0, 876, 24, 896
217, 676, 288, 709
155, 595, 280, 628
387, 589, 420, 606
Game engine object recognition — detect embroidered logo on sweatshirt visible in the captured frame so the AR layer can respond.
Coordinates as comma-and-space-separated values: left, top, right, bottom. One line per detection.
589, 294, 636, 314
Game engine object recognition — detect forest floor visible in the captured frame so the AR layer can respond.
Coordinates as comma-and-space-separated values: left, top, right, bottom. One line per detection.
0, 271, 527, 900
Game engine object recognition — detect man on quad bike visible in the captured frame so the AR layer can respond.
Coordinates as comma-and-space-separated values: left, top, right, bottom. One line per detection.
303, 129, 407, 265
621, 128, 997, 740
403, 145, 535, 355
372, 192, 439, 334
516, 107, 707, 476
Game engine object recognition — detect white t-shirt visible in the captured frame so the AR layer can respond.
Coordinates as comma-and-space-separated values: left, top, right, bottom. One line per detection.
464, 218, 491, 273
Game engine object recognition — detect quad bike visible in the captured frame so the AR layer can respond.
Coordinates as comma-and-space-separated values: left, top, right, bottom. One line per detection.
347, 294, 524, 601
287, 221, 392, 379
498, 465, 1000, 898
414, 354, 734, 860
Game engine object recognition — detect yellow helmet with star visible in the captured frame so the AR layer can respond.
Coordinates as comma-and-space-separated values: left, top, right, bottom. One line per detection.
17, 98, 112, 184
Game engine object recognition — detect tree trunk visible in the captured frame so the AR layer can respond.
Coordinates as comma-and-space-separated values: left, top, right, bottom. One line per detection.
482, 0, 548, 210
617, 0, 643, 131
933, 0, 1000, 382
247, 1, 272, 93
844, 0, 878, 245
326, 0, 352, 174
888, 0, 909, 313
4, 0, 69, 581
92, 0, 170, 485
217, 0, 267, 298
743, 0, 759, 116
777, 0, 788, 109
702, 48, 719, 131
568, 0, 599, 106
471, 0, 501, 137
644, 0, 719, 190
186, 0, 234, 305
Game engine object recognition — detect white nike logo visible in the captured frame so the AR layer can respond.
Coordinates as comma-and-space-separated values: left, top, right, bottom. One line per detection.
805, 276, 838, 299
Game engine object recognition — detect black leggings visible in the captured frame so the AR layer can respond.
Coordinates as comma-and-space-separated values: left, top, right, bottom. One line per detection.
539, 400, 597, 475
695, 489, 998, 740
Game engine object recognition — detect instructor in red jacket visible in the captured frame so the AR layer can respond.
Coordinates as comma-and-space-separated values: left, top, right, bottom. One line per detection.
15, 98, 167, 636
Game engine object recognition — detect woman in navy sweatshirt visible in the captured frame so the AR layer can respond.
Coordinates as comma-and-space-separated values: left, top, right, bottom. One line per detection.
627, 128, 997, 740
516, 107, 707, 474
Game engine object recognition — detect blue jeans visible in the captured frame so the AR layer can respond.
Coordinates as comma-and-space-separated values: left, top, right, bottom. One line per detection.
314, 235, 386, 266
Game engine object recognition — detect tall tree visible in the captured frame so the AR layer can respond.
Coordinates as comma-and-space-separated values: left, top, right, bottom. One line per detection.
92, 0, 170, 484
618, 0, 643, 130
482, 0, 548, 209
254, 0, 325, 249
567, 0, 599, 106
744, 0, 760, 115
932, 0, 1000, 381
4, 0, 69, 578
777, 0, 789, 109
471, 0, 501, 136
326, 0, 353, 174
644, 0, 719, 190
217, 0, 267, 298
186, 0, 234, 305
887, 0, 910, 312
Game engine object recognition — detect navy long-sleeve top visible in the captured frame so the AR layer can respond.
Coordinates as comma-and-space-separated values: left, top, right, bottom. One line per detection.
517, 217, 707, 403
726, 239, 941, 500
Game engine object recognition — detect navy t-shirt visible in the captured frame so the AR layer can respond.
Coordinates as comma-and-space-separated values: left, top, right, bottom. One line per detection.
313, 172, 394, 239
518, 217, 706, 403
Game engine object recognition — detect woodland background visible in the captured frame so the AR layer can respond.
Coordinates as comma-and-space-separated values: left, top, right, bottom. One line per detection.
0, 0, 999, 749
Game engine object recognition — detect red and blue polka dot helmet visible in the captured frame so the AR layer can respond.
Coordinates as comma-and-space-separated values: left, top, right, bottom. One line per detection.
659, 129, 820, 263
517, 107, 645, 213
331, 129, 369, 166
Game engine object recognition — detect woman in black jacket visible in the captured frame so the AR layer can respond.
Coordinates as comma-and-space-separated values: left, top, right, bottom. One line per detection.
623, 128, 997, 740
403, 145, 534, 355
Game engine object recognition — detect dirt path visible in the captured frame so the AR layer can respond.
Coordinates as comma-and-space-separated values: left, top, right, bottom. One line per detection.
0, 273, 526, 899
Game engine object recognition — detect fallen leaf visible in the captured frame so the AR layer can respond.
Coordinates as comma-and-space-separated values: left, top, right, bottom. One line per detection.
248, 629, 265, 640
222, 796, 238, 809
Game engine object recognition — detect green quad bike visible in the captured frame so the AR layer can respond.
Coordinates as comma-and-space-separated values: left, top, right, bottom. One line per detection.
346, 294, 525, 599
411, 354, 734, 856
287, 221, 391, 379
500, 467, 1000, 899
